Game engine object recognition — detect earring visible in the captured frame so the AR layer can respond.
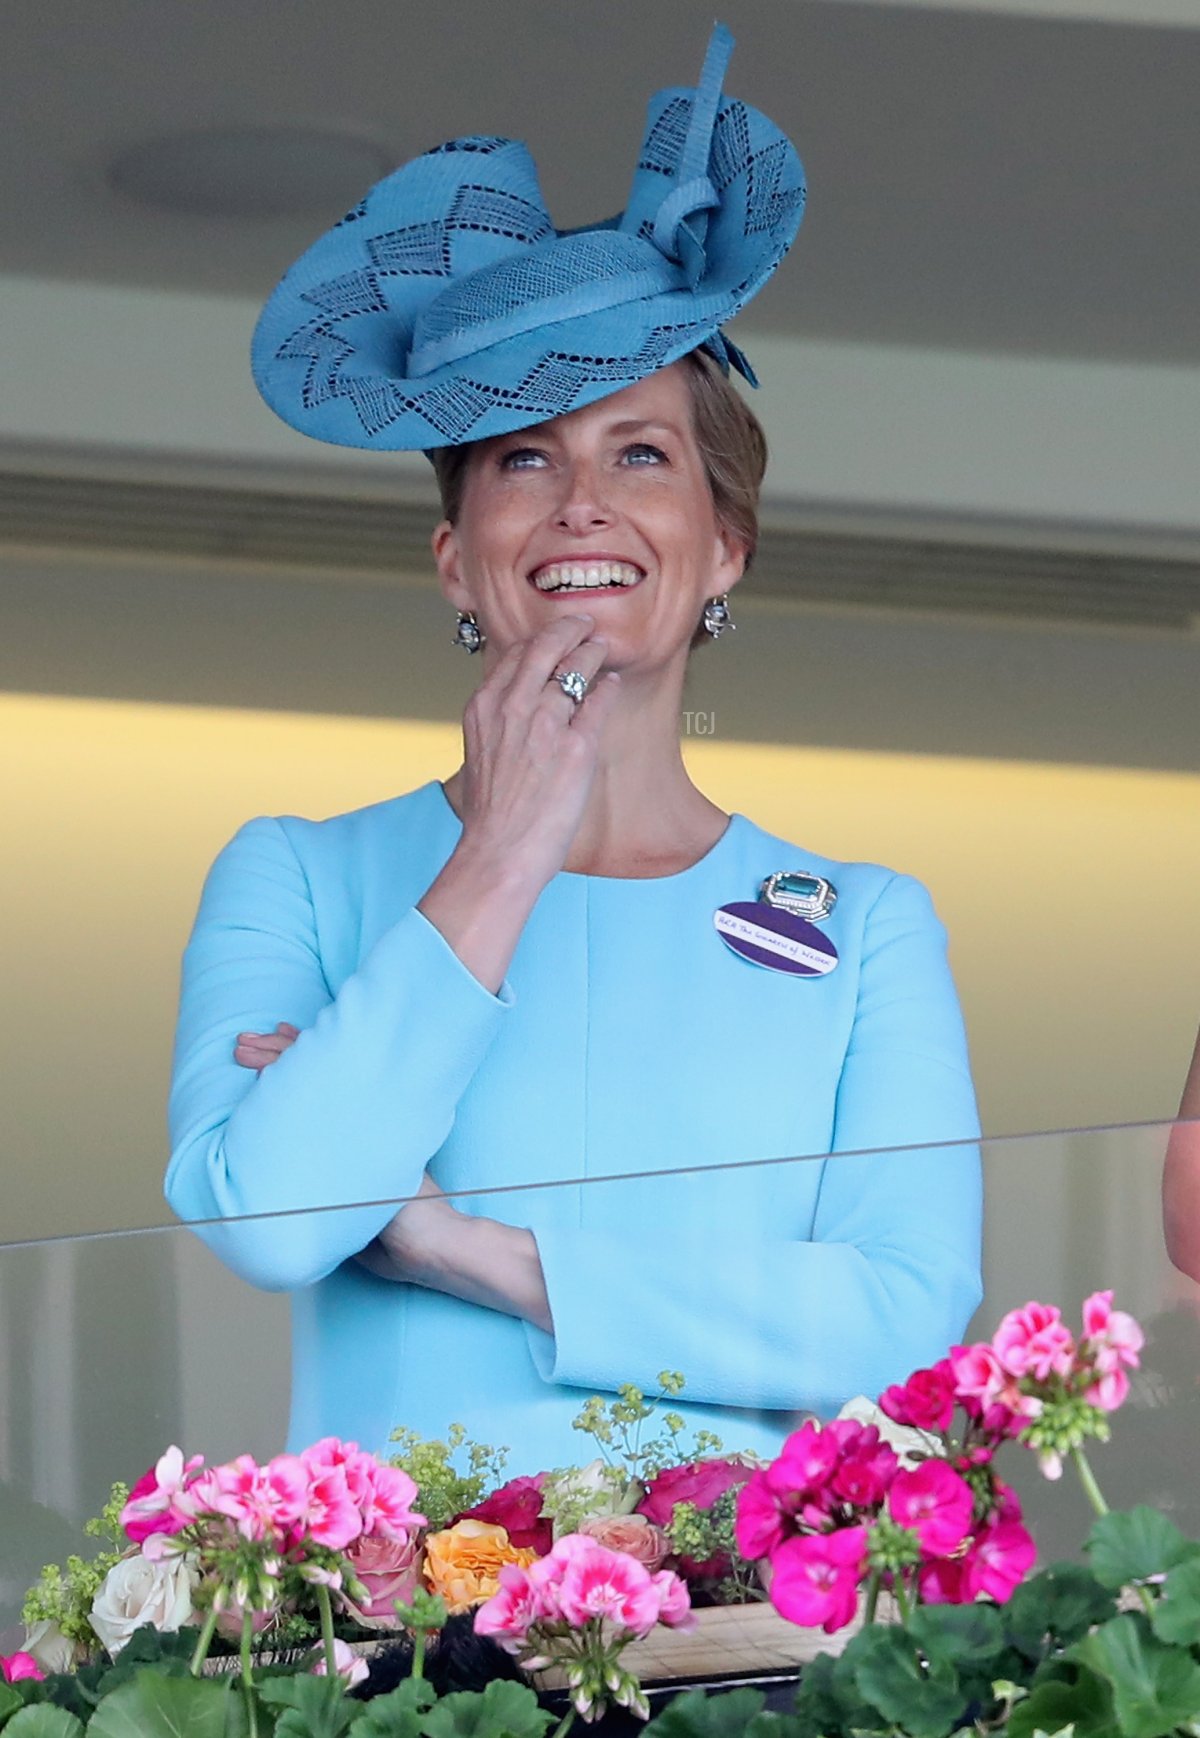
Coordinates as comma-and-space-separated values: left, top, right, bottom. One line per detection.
452, 610, 484, 653
702, 593, 735, 639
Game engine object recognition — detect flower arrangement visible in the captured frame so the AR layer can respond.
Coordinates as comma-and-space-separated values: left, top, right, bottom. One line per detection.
9, 1295, 1200, 1738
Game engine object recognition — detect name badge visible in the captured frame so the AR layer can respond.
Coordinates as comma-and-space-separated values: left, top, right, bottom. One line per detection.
714, 901, 839, 976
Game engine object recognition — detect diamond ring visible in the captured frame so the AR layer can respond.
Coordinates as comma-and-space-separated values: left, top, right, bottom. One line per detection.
554, 670, 589, 705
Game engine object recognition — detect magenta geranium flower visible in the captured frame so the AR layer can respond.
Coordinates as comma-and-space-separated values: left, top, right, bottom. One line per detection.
767, 1527, 868, 1633
880, 1360, 957, 1433
887, 1462, 974, 1559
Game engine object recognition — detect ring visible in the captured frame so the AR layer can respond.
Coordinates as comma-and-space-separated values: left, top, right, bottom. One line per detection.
554, 669, 589, 705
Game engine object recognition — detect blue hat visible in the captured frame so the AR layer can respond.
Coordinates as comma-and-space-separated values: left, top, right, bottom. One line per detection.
251, 26, 805, 452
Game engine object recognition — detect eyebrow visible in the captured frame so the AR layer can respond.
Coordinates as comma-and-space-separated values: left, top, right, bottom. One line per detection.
603, 418, 682, 437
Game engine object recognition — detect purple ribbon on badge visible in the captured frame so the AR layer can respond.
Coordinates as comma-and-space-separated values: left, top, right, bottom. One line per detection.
714, 901, 839, 976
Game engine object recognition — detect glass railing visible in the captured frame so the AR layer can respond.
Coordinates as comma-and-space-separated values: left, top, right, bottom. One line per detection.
2, 1117, 1198, 1644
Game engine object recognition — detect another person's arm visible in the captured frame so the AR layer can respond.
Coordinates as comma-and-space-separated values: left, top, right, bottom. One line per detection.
1162, 1025, 1200, 1282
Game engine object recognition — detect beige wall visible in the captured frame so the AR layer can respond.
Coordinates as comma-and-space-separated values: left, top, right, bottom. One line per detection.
4, 686, 1197, 1247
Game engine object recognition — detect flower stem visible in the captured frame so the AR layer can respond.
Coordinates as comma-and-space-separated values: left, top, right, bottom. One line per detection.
550, 1710, 577, 1738
863, 1569, 881, 1626
891, 1576, 913, 1624
239, 1608, 256, 1689
316, 1584, 338, 1677
411, 1625, 426, 1683
188, 1606, 219, 1677
1071, 1446, 1110, 1519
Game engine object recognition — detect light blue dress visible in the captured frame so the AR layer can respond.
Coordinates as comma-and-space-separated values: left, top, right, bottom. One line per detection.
166, 780, 981, 1468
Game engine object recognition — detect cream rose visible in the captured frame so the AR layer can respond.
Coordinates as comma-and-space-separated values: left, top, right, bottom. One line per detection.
21, 1620, 80, 1676
90, 1550, 198, 1657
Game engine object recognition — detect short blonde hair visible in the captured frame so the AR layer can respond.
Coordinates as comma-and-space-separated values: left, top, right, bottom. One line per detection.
429, 347, 768, 598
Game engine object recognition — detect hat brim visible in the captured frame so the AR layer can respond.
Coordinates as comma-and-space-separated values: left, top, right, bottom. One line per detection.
251, 92, 805, 452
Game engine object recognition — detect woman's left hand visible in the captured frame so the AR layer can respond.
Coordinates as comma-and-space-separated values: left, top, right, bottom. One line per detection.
232, 1026, 552, 1330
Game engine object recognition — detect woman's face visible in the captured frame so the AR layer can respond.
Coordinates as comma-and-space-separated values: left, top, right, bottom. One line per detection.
432, 363, 745, 677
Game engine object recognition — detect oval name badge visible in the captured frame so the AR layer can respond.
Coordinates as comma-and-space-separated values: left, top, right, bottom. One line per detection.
714, 901, 839, 977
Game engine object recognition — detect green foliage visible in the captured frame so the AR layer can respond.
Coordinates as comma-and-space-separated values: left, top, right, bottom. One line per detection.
571, 1374, 723, 1484
259, 1674, 357, 1738
644, 1686, 767, 1736
1148, 1554, 1200, 1647
1004, 1562, 1118, 1659
2, 1710, 86, 1738
1071, 1611, 1200, 1737
1085, 1505, 1200, 1590
85, 1670, 234, 1738
348, 1679, 436, 1738
386, 1426, 508, 1531
420, 1682, 550, 1738
664, 1490, 760, 1603
1005, 1667, 1115, 1738
20, 1484, 131, 1650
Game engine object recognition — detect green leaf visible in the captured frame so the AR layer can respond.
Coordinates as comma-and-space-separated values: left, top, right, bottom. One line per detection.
2, 1711, 86, 1738
349, 1678, 437, 1738
257, 1675, 355, 1738
1006, 1563, 1119, 1659
1006, 1668, 1115, 1738
850, 1625, 965, 1738
1085, 1508, 1200, 1591
87, 1670, 235, 1738
907, 1600, 1006, 1666
421, 1679, 552, 1737
1072, 1612, 1200, 1737
1150, 1555, 1200, 1647
645, 1687, 767, 1737
0, 1687, 24, 1730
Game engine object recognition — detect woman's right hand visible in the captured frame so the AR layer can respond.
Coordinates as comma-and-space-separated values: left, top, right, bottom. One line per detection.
451, 613, 622, 889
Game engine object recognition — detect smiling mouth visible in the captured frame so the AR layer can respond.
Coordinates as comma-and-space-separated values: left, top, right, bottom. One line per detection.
529, 560, 646, 594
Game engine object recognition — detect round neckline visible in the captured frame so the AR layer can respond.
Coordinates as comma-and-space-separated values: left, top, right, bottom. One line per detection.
430, 780, 744, 887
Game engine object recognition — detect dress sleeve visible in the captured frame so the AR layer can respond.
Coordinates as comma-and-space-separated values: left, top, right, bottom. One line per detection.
166, 816, 514, 1292
525, 872, 982, 1414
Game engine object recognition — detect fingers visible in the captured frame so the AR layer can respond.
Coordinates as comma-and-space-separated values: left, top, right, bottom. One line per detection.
567, 669, 622, 743
504, 614, 601, 712
233, 1022, 300, 1071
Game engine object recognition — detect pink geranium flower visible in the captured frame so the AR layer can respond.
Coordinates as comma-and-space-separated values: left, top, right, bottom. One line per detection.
300, 1464, 364, 1552
121, 1447, 205, 1544
992, 1303, 1076, 1383
828, 1428, 897, 1509
555, 1540, 663, 1637
962, 1515, 1037, 1602
887, 1462, 974, 1559
734, 1469, 788, 1561
1081, 1290, 1143, 1412
474, 1562, 546, 1650
1, 1653, 46, 1684
768, 1527, 868, 1634
185, 1454, 310, 1546
880, 1361, 957, 1433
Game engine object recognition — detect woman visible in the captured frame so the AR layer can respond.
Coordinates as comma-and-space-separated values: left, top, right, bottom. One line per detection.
166, 28, 982, 1466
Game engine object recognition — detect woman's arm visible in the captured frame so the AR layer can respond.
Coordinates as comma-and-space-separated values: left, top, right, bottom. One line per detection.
1162, 1025, 1200, 1282
523, 873, 982, 1413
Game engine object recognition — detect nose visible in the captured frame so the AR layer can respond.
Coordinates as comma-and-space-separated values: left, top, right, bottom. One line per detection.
553, 459, 615, 534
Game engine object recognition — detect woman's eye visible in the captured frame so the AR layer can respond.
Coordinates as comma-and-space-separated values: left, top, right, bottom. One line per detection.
622, 443, 667, 465
499, 447, 548, 470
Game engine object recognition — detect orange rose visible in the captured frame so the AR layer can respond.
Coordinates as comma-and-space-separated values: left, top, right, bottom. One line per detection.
422, 1519, 539, 1614
578, 1513, 669, 1572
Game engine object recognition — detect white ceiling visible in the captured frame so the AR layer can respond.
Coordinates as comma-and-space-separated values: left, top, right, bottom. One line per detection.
6, 0, 1199, 366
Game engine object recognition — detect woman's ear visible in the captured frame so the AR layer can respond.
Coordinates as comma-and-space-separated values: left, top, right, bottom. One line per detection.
714, 521, 750, 594
432, 519, 472, 610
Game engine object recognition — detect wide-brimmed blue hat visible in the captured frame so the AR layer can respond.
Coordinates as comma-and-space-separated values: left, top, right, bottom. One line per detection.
251, 25, 805, 452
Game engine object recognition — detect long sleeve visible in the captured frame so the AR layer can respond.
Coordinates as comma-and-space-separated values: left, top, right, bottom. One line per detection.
166, 816, 514, 1292
525, 872, 982, 1414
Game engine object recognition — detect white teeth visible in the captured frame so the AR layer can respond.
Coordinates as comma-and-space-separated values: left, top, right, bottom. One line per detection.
532, 561, 643, 592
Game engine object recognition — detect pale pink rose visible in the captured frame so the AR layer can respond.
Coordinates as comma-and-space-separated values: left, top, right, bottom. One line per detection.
121, 1447, 205, 1544
992, 1303, 1075, 1382
553, 1538, 662, 1638
1, 1652, 46, 1683
343, 1532, 423, 1627
887, 1462, 974, 1559
311, 1638, 368, 1687
578, 1514, 668, 1572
